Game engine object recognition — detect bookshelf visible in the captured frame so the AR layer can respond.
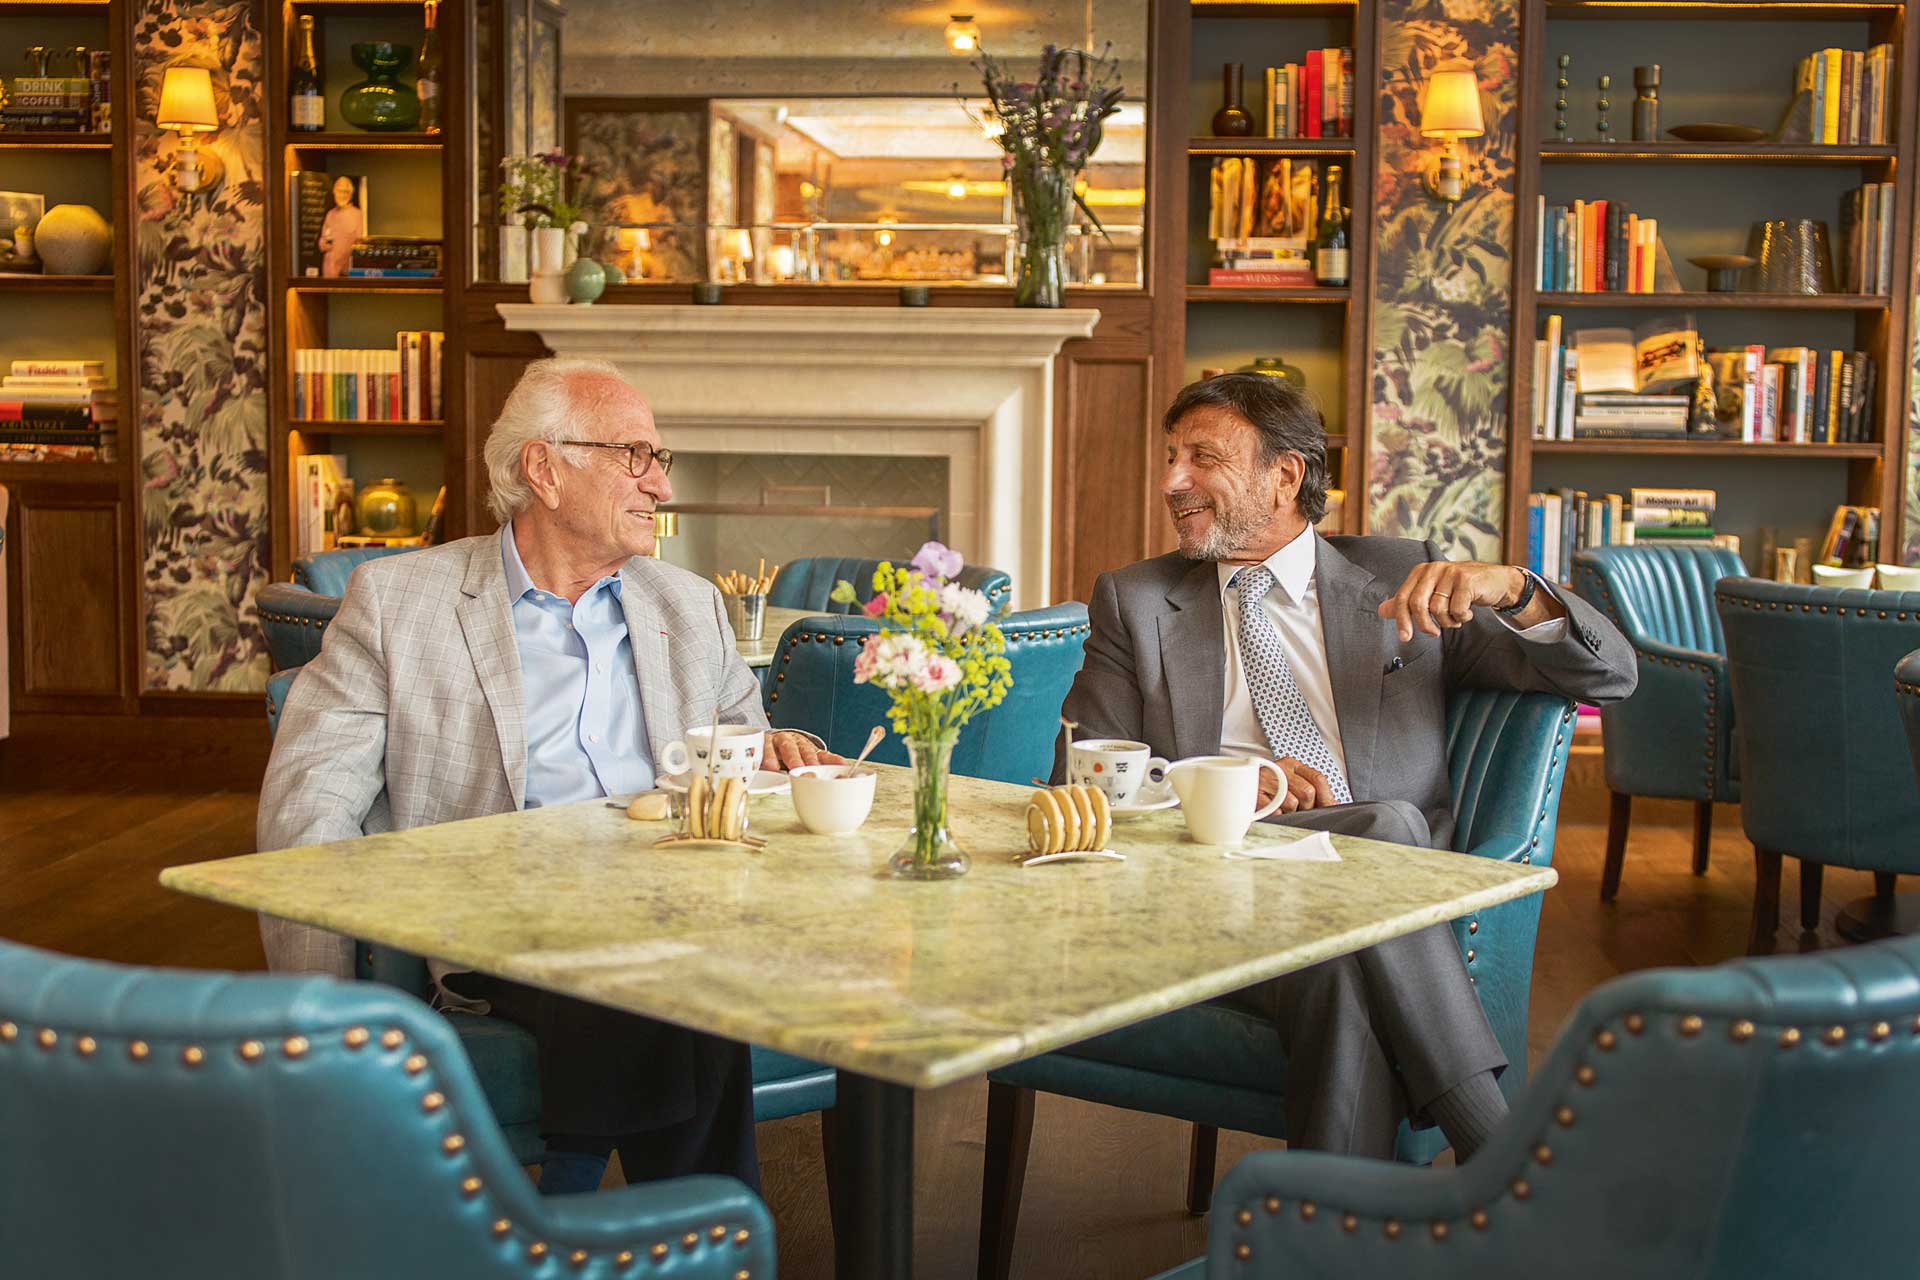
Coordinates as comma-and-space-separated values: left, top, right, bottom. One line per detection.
0, 0, 138, 714
264, 0, 466, 582
1506, 0, 1918, 568
1180, 0, 1377, 531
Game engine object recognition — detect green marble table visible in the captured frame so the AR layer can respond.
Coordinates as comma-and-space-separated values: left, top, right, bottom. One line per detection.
162, 766, 1555, 1278
735, 606, 814, 669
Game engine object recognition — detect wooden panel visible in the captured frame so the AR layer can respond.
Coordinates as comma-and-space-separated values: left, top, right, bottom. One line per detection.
1056, 354, 1155, 605
13, 496, 124, 701
463, 350, 542, 530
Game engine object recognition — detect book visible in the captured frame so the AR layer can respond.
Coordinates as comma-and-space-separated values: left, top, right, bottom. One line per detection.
291, 170, 370, 278
10, 359, 104, 378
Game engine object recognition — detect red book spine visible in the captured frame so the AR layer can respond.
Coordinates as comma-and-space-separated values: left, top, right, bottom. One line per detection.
1304, 55, 1322, 138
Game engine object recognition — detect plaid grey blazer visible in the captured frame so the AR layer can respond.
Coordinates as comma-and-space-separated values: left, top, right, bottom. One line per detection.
256, 533, 769, 976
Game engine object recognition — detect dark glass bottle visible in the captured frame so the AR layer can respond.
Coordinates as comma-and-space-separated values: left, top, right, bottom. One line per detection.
1314, 164, 1350, 286
416, 0, 441, 133
291, 15, 325, 131
1211, 63, 1252, 137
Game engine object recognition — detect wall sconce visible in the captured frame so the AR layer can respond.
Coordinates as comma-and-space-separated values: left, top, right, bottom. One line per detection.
944, 14, 981, 54
1419, 60, 1484, 204
158, 66, 224, 194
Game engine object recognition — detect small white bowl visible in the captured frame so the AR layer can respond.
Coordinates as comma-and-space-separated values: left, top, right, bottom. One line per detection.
788, 765, 878, 836
1811, 564, 1875, 590
1875, 563, 1920, 591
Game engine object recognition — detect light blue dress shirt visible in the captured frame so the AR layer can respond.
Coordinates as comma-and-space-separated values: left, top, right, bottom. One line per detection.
502, 524, 655, 807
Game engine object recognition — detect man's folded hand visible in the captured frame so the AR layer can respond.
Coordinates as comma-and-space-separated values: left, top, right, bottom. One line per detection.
766, 731, 843, 772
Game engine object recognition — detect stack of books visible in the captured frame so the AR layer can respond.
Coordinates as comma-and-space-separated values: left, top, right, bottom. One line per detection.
1795, 45, 1894, 145
1532, 316, 1699, 439
0, 359, 115, 461
347, 236, 442, 278
0, 57, 107, 133
1523, 487, 1732, 583
1534, 197, 1660, 292
1840, 182, 1895, 293
1628, 487, 1718, 545
1709, 346, 1874, 443
1260, 51, 1353, 138
1820, 503, 1880, 567
1571, 392, 1690, 439
1206, 158, 1323, 287
293, 331, 443, 422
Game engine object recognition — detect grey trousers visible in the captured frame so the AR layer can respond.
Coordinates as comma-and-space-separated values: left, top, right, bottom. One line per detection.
1217, 799, 1507, 1158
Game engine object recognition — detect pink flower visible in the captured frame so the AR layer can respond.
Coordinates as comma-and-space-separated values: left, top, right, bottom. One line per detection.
911, 541, 965, 582
862, 592, 890, 618
913, 654, 962, 693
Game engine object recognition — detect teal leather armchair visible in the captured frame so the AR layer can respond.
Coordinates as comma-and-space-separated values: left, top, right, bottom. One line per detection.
1716, 579, 1920, 953
764, 604, 1089, 786
0, 937, 776, 1278
1571, 544, 1747, 901
980, 690, 1575, 1280
259, 546, 424, 670
767, 554, 1011, 617
1150, 930, 1920, 1280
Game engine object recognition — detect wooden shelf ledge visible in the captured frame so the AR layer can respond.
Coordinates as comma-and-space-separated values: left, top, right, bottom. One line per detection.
0, 131, 111, 150
1540, 141, 1896, 164
1535, 291, 1888, 310
0, 274, 113, 292
287, 278, 445, 294
288, 420, 444, 437
285, 131, 443, 150
1186, 285, 1351, 303
1531, 439, 1884, 458
1545, 0, 1902, 19
1189, 136, 1358, 155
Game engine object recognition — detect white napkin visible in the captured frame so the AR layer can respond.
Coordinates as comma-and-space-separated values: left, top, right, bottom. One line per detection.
1223, 829, 1341, 862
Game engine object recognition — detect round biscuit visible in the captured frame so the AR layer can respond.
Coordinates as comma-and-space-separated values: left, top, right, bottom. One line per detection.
1087, 786, 1112, 850
1051, 786, 1081, 851
1032, 789, 1067, 855
1025, 801, 1049, 855
686, 776, 709, 838
1066, 786, 1098, 851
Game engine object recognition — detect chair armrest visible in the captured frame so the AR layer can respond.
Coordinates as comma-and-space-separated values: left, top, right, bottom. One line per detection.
521, 1174, 777, 1269
1602, 641, 1733, 801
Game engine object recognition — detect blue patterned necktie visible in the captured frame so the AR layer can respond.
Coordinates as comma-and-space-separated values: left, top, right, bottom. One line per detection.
1230, 565, 1352, 803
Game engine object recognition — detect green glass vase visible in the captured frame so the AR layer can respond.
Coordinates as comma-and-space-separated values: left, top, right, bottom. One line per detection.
888, 735, 970, 880
340, 43, 420, 132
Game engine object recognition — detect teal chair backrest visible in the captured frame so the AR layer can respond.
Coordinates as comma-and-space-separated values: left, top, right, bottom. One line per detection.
764, 604, 1088, 786
294, 545, 422, 597
1574, 543, 1746, 654
260, 546, 425, 671
1717, 578, 1920, 873
0, 938, 775, 1279
767, 555, 1012, 616
1205, 930, 1920, 1279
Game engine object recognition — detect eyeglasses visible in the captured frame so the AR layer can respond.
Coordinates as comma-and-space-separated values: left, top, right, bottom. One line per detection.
557, 440, 675, 479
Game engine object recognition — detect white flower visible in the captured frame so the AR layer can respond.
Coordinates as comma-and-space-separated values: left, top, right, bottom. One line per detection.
853, 632, 930, 690
939, 582, 991, 636
913, 654, 962, 693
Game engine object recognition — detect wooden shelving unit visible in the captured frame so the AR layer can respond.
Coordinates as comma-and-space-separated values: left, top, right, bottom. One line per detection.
1179, 0, 1378, 532
0, 274, 116, 292
1507, 0, 1917, 567
265, 0, 466, 582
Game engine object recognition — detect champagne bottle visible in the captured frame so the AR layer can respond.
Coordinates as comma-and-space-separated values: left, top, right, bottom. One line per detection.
291, 14, 324, 132
416, 0, 441, 133
1314, 164, 1350, 287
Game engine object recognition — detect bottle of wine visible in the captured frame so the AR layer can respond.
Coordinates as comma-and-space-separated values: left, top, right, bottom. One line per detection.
416, 0, 441, 134
1314, 164, 1350, 287
291, 14, 324, 132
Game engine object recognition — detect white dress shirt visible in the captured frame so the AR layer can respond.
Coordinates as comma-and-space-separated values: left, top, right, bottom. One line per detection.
1217, 527, 1566, 782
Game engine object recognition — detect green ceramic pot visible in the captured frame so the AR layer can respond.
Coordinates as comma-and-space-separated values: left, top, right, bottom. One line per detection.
1234, 356, 1308, 391
357, 478, 417, 536
340, 43, 420, 132
565, 258, 606, 304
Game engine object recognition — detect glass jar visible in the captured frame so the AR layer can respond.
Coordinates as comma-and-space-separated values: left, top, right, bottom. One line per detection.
357, 478, 417, 536
340, 42, 421, 132
1234, 355, 1308, 391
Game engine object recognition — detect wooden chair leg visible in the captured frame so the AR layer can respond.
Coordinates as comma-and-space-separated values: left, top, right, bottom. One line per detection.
1600, 792, 1631, 902
977, 1081, 1035, 1280
1185, 1123, 1219, 1216
1749, 847, 1783, 955
1691, 800, 1713, 876
1876, 872, 1898, 901
820, 1106, 845, 1253
1799, 860, 1825, 933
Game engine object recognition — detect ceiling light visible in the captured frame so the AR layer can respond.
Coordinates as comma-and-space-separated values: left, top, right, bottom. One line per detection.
945, 14, 981, 54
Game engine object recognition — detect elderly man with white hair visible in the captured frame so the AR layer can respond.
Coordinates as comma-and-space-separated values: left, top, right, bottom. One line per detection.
258, 356, 836, 1195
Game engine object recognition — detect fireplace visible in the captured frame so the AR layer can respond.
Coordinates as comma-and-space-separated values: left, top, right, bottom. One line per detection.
496, 304, 1100, 609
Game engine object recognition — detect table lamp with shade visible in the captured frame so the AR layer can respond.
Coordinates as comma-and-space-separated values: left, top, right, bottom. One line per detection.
158, 66, 224, 194
1419, 60, 1485, 204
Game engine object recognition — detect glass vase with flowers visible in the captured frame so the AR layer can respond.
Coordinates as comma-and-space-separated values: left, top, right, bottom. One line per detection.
831, 542, 1013, 879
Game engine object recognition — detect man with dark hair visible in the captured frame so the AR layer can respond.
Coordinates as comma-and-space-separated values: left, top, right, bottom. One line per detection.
1055, 373, 1636, 1161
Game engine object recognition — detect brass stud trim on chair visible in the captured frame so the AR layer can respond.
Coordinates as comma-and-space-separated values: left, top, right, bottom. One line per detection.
1382, 1219, 1401, 1240
405, 1053, 428, 1075
344, 1026, 370, 1049
710, 1224, 728, 1242
491, 1218, 512, 1238
461, 1176, 483, 1198
614, 1250, 634, 1267
683, 1232, 700, 1250
1235, 1209, 1252, 1226
1678, 1015, 1703, 1037
570, 1249, 590, 1267
284, 1036, 310, 1059
1431, 1221, 1449, 1242
1624, 1013, 1645, 1035
36, 1028, 56, 1050
1234, 1243, 1252, 1261
1576, 1064, 1596, 1087
182, 1045, 205, 1067
1341, 1213, 1358, 1233
734, 1271, 751, 1280
527, 1242, 548, 1260
1823, 1025, 1847, 1046
1534, 1144, 1554, 1165
381, 1029, 405, 1050
1511, 1179, 1531, 1201
1728, 1020, 1753, 1042
1594, 1029, 1616, 1051
1265, 1196, 1281, 1215
1779, 1027, 1802, 1049
1870, 1021, 1891, 1042
1468, 920, 1478, 935
651, 1242, 670, 1260
421, 1091, 445, 1113
1556, 1106, 1575, 1128
0, 1020, 14, 1042
75, 1035, 96, 1057
239, 1040, 264, 1062
1299, 1201, 1316, 1221
128, 1040, 150, 1061
442, 1134, 466, 1154
733, 1229, 751, 1245
1470, 1209, 1490, 1230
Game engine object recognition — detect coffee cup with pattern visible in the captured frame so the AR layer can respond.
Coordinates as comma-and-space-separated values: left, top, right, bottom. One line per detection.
1068, 738, 1171, 808
659, 725, 764, 779
1165, 755, 1287, 846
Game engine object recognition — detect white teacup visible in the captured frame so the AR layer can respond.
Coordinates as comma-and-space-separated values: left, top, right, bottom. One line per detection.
1068, 738, 1171, 808
789, 765, 878, 835
1165, 756, 1287, 847
1811, 564, 1875, 590
658, 726, 765, 779
1875, 563, 1920, 591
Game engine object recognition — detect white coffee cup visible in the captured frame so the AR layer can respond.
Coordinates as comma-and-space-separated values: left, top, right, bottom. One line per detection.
789, 765, 878, 835
658, 725, 765, 779
1811, 564, 1875, 590
1875, 563, 1920, 591
1068, 738, 1171, 807
1166, 756, 1287, 847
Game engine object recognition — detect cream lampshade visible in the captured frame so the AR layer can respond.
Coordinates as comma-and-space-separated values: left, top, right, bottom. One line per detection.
1419, 61, 1485, 204
158, 66, 224, 193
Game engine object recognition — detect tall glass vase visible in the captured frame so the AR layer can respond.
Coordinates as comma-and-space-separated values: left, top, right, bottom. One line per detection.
1011, 160, 1073, 308
889, 735, 970, 880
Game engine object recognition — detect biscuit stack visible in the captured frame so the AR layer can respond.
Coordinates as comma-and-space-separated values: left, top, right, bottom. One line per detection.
680, 774, 749, 842
1025, 784, 1112, 857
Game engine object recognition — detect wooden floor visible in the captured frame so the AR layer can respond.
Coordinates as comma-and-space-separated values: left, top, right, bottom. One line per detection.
0, 770, 1881, 1280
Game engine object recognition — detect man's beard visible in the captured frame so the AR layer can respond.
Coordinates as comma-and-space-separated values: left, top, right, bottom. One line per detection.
1171, 480, 1278, 561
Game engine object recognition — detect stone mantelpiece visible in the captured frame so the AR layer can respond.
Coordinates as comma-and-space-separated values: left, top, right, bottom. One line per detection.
497, 304, 1100, 610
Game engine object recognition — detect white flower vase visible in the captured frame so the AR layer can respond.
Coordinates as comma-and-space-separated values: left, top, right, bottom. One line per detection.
498, 224, 528, 283
529, 226, 568, 303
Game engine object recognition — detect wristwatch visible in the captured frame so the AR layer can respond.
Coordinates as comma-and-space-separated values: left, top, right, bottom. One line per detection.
1494, 568, 1538, 616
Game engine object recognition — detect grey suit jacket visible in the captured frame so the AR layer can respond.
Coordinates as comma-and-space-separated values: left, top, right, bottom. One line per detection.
1056, 533, 1637, 850
257, 533, 769, 976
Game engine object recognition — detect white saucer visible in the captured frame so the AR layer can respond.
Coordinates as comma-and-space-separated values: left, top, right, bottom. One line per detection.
1109, 786, 1179, 817
655, 770, 791, 797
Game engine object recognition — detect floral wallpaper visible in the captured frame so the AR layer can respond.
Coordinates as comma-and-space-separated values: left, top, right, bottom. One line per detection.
1367, 0, 1519, 563
134, 0, 271, 691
